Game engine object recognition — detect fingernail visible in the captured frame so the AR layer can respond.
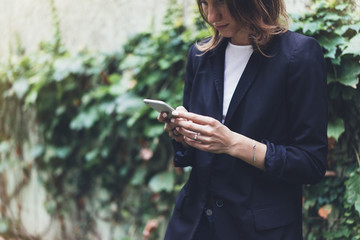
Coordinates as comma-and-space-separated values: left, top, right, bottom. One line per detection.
172, 111, 179, 116
171, 118, 175, 123
162, 112, 168, 118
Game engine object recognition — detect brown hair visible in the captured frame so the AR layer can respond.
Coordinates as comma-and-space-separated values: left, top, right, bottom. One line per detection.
196, 0, 289, 54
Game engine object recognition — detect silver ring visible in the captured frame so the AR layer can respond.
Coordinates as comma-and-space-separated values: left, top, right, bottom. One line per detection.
194, 132, 199, 140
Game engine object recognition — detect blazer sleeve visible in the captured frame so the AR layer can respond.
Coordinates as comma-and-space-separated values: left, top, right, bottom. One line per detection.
263, 37, 328, 184
172, 44, 197, 167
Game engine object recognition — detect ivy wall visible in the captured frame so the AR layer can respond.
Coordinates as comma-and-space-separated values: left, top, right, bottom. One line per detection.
0, 0, 359, 239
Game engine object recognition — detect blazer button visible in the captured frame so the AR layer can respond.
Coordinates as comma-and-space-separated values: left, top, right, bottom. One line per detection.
216, 199, 224, 208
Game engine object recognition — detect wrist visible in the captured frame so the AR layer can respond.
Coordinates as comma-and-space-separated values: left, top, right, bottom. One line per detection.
227, 133, 266, 170
227, 132, 245, 157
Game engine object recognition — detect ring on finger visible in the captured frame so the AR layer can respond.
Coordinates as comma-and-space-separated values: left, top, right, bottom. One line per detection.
194, 132, 199, 140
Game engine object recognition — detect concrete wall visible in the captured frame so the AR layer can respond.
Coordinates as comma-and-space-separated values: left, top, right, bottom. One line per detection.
0, 0, 312, 59
0, 0, 193, 58
5, 0, 360, 59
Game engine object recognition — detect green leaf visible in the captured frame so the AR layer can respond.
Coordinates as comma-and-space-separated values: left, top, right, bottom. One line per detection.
85, 149, 98, 162
318, 35, 344, 59
99, 102, 116, 115
159, 59, 172, 70
148, 171, 174, 193
70, 107, 100, 130
53, 57, 85, 81
120, 54, 148, 71
330, 56, 341, 66
335, 3, 348, 11
327, 117, 344, 141
145, 125, 165, 138
289, 22, 303, 32
323, 12, 342, 22
109, 85, 125, 96
56, 147, 71, 159
338, 61, 360, 88
115, 93, 143, 115
108, 73, 122, 84
109, 74, 136, 96
342, 35, 360, 56
345, 169, 360, 215
84, 149, 101, 169
302, 21, 324, 35
303, 196, 316, 210
131, 167, 147, 185
335, 24, 360, 36
144, 72, 162, 85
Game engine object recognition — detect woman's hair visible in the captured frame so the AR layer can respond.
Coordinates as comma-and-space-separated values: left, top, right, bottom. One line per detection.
196, 0, 289, 54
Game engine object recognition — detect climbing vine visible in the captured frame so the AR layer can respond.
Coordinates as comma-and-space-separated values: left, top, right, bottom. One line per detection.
0, 0, 359, 239
291, 0, 360, 239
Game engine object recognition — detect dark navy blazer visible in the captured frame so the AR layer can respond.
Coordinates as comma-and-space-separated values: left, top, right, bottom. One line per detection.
164, 31, 328, 240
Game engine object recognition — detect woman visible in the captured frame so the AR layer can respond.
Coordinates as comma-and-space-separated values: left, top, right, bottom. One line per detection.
158, 0, 328, 239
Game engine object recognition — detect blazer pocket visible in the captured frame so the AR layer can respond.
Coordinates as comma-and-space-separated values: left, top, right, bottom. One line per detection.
252, 204, 296, 231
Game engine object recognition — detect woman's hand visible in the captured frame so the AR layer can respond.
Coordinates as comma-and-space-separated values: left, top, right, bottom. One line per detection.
171, 111, 237, 155
157, 106, 189, 145
169, 110, 266, 170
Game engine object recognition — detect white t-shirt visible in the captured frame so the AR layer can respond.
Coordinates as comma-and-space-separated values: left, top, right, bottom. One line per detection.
223, 42, 253, 123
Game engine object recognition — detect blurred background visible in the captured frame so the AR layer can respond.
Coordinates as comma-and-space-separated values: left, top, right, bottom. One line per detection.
0, 0, 310, 57
0, 0, 359, 239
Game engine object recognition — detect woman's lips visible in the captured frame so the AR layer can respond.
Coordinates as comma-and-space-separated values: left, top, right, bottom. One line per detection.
215, 24, 229, 31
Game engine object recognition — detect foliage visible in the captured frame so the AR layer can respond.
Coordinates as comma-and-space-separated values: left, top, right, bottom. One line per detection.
0, 1, 204, 239
291, 0, 360, 239
0, 0, 359, 239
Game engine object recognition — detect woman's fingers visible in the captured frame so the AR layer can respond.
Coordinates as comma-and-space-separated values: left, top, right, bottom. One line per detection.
176, 125, 197, 140
175, 106, 188, 113
171, 128, 183, 139
158, 111, 178, 132
172, 111, 213, 125
172, 116, 215, 138
171, 112, 234, 154
164, 123, 184, 142
161, 115, 185, 142
156, 106, 193, 144
157, 111, 170, 123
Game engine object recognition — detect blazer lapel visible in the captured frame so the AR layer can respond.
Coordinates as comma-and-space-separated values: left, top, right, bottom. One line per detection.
224, 51, 266, 126
208, 39, 228, 121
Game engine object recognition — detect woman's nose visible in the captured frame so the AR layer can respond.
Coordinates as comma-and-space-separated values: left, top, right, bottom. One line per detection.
207, 6, 222, 23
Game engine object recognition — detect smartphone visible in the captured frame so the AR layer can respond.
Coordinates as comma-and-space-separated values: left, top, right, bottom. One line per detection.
144, 99, 175, 117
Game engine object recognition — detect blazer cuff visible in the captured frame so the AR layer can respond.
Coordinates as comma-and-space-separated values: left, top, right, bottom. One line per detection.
172, 140, 195, 167
261, 139, 286, 180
